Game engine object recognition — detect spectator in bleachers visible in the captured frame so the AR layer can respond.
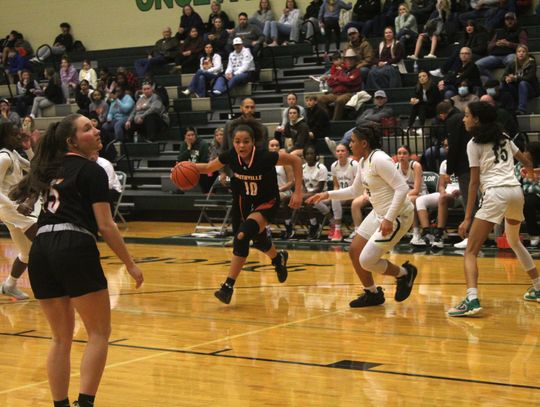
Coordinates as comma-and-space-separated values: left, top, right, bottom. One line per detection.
1, 31, 32, 66
395, 3, 419, 50
344, 27, 375, 79
502, 44, 538, 115
317, 48, 363, 120
318, 0, 353, 55
479, 94, 517, 135
483, 78, 516, 111
409, 0, 450, 60
4, 47, 28, 83
515, 141, 540, 247
362, 0, 400, 37
302, 145, 333, 239
268, 138, 295, 199
79, 59, 97, 89
177, 127, 212, 192
263, 0, 302, 46
325, 90, 393, 153
458, 0, 502, 30
32, 22, 74, 63
304, 95, 330, 143
450, 79, 480, 112
302, 0, 323, 41
101, 85, 134, 142
134, 27, 179, 78
89, 89, 108, 126
276, 93, 306, 140
250, 0, 275, 29
430, 21, 487, 78
59, 56, 78, 102
366, 26, 405, 89
109, 72, 134, 97
172, 27, 205, 74
97, 67, 114, 98
29, 67, 64, 118
222, 98, 268, 151
182, 43, 223, 98
415, 139, 462, 248
229, 13, 265, 55
436, 47, 482, 99
410, 0, 436, 26
408, 70, 442, 130
436, 100, 470, 249
20, 116, 41, 149
209, 127, 225, 161
206, 17, 229, 60
0, 99, 21, 127
395, 145, 428, 246
283, 105, 311, 156
74, 79, 93, 116
125, 82, 169, 142
329, 143, 358, 241
118, 67, 139, 93
176, 5, 205, 42
212, 37, 255, 96
475, 12, 527, 79
206, 1, 231, 32
15, 70, 40, 117
344, 0, 381, 37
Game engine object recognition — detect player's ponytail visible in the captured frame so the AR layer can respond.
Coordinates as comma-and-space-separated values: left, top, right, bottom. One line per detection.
10, 114, 80, 203
468, 101, 504, 146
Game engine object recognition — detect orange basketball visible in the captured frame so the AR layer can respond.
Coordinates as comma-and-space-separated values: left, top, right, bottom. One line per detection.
170, 161, 200, 190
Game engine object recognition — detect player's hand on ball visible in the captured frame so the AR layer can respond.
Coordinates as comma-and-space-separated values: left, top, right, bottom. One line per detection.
127, 264, 144, 288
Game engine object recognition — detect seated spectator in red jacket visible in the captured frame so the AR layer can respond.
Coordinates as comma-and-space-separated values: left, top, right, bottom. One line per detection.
171, 27, 205, 73
317, 48, 363, 120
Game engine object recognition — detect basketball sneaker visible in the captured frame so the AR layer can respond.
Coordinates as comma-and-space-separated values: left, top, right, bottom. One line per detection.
1, 283, 29, 300
281, 224, 295, 240
447, 297, 482, 317
431, 236, 444, 249
308, 224, 319, 240
331, 229, 343, 241
349, 287, 385, 307
344, 230, 357, 242
327, 224, 335, 240
410, 234, 427, 246
273, 250, 289, 283
523, 286, 540, 302
395, 261, 417, 302
214, 283, 234, 304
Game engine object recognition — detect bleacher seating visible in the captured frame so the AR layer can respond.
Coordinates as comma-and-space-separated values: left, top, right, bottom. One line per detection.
6, 13, 540, 222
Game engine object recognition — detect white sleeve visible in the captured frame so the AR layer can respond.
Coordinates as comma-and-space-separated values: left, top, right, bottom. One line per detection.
331, 162, 337, 178
373, 154, 409, 222
0, 154, 15, 206
439, 160, 447, 176
467, 140, 480, 167
317, 164, 328, 182
328, 162, 363, 201
509, 140, 519, 156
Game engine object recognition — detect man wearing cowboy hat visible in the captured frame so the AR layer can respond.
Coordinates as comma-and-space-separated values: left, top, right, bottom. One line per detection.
317, 48, 362, 121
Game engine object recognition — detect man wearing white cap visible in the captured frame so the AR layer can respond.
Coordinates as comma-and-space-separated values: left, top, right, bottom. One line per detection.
317, 48, 362, 120
212, 37, 255, 95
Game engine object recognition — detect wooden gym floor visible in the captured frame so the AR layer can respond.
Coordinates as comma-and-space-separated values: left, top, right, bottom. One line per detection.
0, 221, 539, 406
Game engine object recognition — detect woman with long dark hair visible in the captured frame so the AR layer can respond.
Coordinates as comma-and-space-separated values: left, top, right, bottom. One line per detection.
11, 114, 143, 406
307, 126, 418, 308
448, 102, 539, 316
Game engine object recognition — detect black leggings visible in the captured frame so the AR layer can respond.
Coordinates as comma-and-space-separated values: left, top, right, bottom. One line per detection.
323, 18, 340, 53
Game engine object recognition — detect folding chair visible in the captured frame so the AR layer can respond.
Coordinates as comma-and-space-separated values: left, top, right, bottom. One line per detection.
193, 177, 233, 236
113, 171, 128, 224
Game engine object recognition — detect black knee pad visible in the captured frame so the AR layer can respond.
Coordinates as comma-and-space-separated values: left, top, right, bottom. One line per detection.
232, 218, 260, 257
252, 230, 272, 253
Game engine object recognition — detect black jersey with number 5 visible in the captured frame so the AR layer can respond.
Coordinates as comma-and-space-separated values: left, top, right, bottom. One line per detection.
218, 148, 279, 204
38, 155, 110, 236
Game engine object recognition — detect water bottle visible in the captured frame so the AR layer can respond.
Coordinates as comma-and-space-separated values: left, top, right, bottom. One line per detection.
413, 60, 418, 74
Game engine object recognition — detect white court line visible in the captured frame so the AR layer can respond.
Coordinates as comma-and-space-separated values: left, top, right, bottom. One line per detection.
0, 307, 346, 395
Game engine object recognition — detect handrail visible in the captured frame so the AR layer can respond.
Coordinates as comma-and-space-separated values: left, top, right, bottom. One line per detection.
301, 19, 321, 65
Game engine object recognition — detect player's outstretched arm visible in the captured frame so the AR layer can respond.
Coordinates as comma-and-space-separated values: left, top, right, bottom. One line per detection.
93, 202, 144, 288
194, 158, 224, 174
277, 151, 303, 208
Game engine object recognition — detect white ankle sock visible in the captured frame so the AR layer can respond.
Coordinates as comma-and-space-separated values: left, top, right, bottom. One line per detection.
5, 276, 17, 287
532, 277, 540, 291
365, 285, 378, 293
466, 288, 478, 301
